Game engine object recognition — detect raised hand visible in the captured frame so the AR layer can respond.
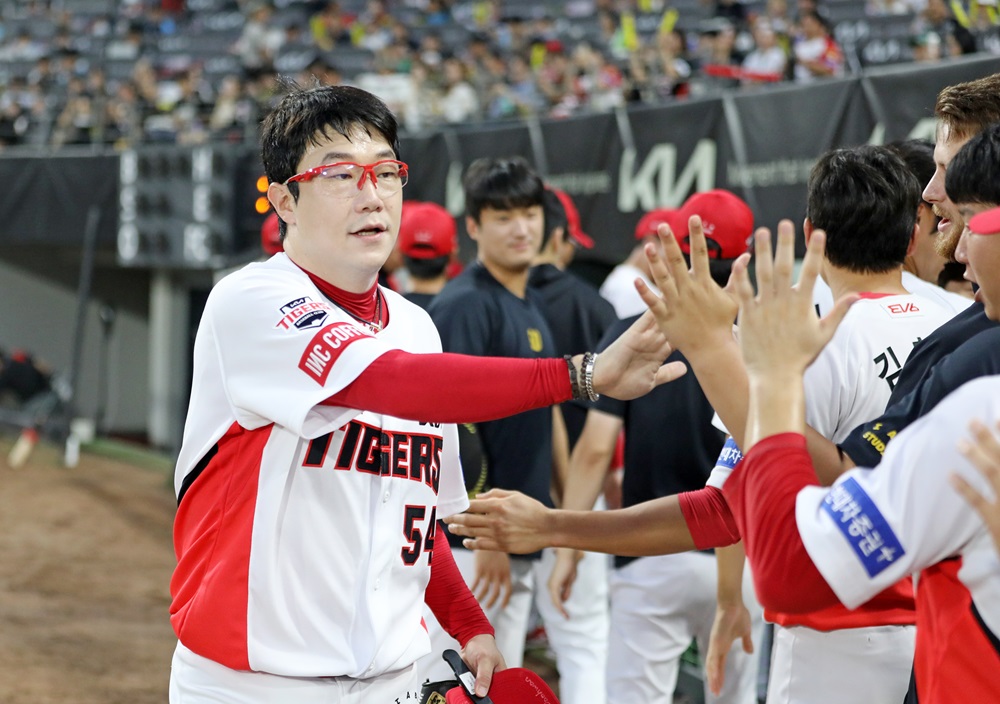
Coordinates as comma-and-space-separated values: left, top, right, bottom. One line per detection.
638, 216, 745, 355
589, 311, 687, 400
731, 221, 856, 381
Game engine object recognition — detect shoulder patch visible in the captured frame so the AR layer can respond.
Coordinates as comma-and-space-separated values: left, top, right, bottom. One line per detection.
821, 476, 905, 577
276, 297, 332, 331
298, 322, 371, 385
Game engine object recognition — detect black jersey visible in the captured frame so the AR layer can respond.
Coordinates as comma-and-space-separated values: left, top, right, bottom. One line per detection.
594, 315, 725, 568
431, 262, 558, 554
839, 322, 1000, 468
886, 302, 994, 400
528, 263, 618, 447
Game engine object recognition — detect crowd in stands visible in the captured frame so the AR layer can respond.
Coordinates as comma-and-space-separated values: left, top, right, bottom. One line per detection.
0, 0, 998, 149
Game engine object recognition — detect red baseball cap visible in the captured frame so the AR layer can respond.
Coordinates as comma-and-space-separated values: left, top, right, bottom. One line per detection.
261, 211, 282, 255
678, 189, 753, 259
551, 188, 594, 249
969, 206, 1000, 236
398, 201, 457, 259
634, 207, 684, 240
445, 668, 560, 703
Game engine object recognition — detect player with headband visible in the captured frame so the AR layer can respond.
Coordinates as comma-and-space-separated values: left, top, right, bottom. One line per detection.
167, 83, 683, 704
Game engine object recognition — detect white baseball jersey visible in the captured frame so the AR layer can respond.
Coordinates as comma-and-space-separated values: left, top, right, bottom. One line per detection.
170, 253, 468, 679
599, 263, 656, 318
709, 292, 954, 487
796, 375, 1000, 653
812, 274, 970, 318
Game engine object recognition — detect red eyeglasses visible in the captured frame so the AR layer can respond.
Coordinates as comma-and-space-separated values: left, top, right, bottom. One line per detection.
283, 160, 409, 199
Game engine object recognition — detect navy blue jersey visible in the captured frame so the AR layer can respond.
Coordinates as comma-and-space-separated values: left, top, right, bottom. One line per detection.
529, 263, 618, 447
402, 291, 436, 312
885, 302, 994, 401
431, 263, 558, 554
839, 323, 1000, 469
594, 315, 725, 567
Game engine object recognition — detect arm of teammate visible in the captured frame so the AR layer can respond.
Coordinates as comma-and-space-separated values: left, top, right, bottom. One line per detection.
551, 406, 570, 506
424, 536, 505, 697
637, 218, 854, 485
548, 409, 623, 616
705, 542, 754, 696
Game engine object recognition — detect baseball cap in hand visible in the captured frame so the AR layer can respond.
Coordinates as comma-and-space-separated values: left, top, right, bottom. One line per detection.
969, 206, 1000, 236
551, 188, 594, 248
678, 189, 754, 259
445, 668, 560, 704
635, 207, 685, 240
399, 201, 458, 259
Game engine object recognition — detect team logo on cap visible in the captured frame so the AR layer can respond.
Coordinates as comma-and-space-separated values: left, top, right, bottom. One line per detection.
276, 297, 332, 331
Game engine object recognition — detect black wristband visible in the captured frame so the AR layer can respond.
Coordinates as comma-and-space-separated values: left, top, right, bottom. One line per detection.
565, 355, 585, 401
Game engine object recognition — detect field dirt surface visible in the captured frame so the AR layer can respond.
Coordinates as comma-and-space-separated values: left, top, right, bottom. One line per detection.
0, 435, 178, 704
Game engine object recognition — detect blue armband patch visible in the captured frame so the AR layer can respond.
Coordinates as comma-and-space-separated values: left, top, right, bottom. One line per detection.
821, 477, 905, 577
715, 436, 743, 471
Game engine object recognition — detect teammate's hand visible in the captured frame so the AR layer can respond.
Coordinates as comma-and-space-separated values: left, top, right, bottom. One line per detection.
471, 549, 512, 610
445, 489, 552, 554
951, 419, 1000, 555
704, 601, 754, 696
731, 222, 856, 381
589, 312, 687, 400
461, 633, 507, 698
546, 548, 580, 618
638, 216, 743, 355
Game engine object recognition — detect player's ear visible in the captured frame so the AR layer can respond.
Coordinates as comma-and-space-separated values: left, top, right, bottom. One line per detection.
465, 215, 480, 242
803, 217, 813, 245
905, 221, 919, 257
268, 182, 297, 227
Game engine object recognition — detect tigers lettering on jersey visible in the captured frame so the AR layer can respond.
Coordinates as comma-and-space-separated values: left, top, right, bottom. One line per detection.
304, 418, 444, 494
821, 477, 905, 577
276, 297, 333, 331
299, 322, 372, 384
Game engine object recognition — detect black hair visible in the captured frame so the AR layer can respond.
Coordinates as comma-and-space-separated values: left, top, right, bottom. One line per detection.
463, 156, 545, 222
404, 255, 451, 280
937, 260, 968, 288
541, 188, 568, 249
945, 121, 1000, 207
886, 139, 934, 206
260, 82, 401, 237
806, 145, 919, 274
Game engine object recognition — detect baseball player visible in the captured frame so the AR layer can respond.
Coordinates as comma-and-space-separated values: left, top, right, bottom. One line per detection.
551, 189, 762, 704
398, 200, 458, 311
168, 84, 681, 704
720, 222, 1000, 703
420, 157, 610, 704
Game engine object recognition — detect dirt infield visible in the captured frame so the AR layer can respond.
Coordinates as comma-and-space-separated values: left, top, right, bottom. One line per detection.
0, 435, 177, 704
0, 434, 562, 703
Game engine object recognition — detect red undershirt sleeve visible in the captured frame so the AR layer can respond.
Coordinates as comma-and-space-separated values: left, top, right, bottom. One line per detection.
678, 485, 742, 550
424, 529, 494, 647
722, 433, 841, 614
323, 350, 573, 423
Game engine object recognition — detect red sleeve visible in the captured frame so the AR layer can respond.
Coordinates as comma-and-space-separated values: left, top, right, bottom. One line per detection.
722, 433, 841, 614
678, 486, 741, 550
323, 350, 573, 423
424, 529, 494, 646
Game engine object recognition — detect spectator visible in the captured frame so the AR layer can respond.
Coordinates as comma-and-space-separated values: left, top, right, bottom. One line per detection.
440, 56, 480, 123
232, 1, 284, 71
309, 0, 353, 51
792, 10, 844, 83
741, 19, 788, 84
627, 28, 692, 102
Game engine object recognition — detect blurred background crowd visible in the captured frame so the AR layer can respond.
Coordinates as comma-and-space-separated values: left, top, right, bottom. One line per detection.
0, 0, 998, 149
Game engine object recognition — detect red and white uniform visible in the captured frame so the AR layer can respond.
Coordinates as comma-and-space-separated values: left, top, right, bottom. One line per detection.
170, 253, 467, 679
726, 377, 1000, 702
709, 292, 954, 703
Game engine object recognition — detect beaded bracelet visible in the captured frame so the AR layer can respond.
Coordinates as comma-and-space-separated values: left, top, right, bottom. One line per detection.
565, 355, 586, 401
